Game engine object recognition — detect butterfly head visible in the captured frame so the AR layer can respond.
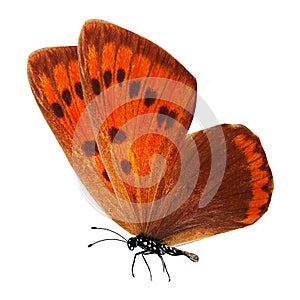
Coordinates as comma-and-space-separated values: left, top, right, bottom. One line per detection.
127, 237, 138, 251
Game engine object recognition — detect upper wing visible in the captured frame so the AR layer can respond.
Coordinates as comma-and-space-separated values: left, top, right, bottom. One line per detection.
78, 20, 197, 232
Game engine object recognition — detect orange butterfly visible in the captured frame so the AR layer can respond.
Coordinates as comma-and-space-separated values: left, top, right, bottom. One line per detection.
27, 20, 273, 281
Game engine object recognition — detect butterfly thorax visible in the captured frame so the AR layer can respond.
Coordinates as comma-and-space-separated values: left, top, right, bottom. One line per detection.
127, 234, 199, 262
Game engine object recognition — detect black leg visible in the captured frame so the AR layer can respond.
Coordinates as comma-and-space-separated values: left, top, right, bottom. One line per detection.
131, 251, 143, 278
141, 252, 152, 281
158, 254, 171, 281
157, 254, 166, 272
131, 251, 152, 280
131, 251, 171, 281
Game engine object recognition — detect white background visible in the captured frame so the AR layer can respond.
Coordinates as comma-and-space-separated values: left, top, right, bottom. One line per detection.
1, 0, 299, 299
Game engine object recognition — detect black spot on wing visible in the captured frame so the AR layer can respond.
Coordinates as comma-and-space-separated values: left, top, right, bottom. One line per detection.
104, 70, 112, 87
157, 106, 178, 129
121, 159, 131, 174
144, 88, 157, 107
51, 103, 64, 118
91, 78, 100, 95
62, 89, 71, 106
74, 82, 83, 99
129, 81, 140, 98
108, 127, 126, 144
117, 69, 126, 83
82, 140, 99, 157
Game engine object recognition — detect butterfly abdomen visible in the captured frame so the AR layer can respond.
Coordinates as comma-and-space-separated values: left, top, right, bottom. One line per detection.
164, 247, 199, 262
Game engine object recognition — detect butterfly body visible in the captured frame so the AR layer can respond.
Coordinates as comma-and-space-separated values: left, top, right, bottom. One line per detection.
128, 234, 199, 260
127, 234, 198, 281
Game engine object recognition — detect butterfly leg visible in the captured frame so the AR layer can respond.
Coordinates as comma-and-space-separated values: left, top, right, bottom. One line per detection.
157, 254, 166, 272
158, 254, 171, 281
131, 250, 152, 280
141, 252, 152, 281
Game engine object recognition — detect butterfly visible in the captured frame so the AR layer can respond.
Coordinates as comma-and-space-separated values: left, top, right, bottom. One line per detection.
27, 20, 273, 281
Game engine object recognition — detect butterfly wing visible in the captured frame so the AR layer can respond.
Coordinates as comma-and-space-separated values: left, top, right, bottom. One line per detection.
156, 124, 273, 246
78, 20, 197, 232
28, 21, 273, 245
27, 47, 141, 234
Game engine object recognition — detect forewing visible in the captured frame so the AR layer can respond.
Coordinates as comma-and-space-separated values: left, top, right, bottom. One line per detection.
78, 20, 197, 230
